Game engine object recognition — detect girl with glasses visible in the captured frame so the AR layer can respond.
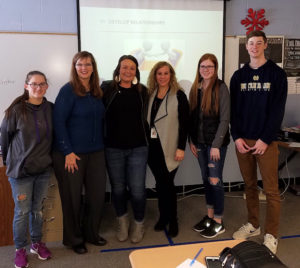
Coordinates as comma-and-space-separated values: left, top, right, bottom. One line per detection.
189, 53, 230, 238
1, 71, 53, 268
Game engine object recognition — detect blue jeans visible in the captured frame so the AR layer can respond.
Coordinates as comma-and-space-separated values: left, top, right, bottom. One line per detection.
105, 146, 148, 222
197, 144, 227, 218
9, 170, 51, 249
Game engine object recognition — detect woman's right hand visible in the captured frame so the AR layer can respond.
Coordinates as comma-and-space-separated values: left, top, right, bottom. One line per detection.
210, 147, 220, 161
189, 143, 198, 158
65, 152, 81, 173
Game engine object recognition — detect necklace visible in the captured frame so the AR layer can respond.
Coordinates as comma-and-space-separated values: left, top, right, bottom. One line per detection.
157, 87, 169, 99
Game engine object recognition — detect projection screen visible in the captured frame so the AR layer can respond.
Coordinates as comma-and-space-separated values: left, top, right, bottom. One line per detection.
78, 0, 225, 92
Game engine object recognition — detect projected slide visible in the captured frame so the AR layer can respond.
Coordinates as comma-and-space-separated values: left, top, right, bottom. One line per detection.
79, 0, 224, 91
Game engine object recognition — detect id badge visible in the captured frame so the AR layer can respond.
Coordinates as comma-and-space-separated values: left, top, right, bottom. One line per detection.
150, 127, 158, 139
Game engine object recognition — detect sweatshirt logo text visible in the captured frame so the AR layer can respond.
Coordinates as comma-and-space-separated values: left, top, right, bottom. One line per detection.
240, 82, 271, 92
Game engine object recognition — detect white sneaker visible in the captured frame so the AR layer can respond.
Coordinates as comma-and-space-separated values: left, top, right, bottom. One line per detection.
263, 233, 278, 254
232, 222, 261, 239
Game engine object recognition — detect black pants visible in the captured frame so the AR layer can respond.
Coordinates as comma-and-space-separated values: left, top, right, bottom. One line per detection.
148, 139, 178, 224
53, 150, 106, 246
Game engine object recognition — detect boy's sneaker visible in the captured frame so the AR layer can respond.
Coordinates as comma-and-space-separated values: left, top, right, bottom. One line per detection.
232, 222, 261, 239
263, 233, 278, 254
15, 248, 28, 268
200, 220, 225, 238
193, 215, 213, 232
30, 242, 52, 260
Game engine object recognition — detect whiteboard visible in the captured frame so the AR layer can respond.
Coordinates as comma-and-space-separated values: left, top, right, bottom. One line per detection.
0, 33, 78, 122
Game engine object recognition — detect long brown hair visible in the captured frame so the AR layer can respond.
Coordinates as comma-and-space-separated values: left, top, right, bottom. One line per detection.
5, 71, 47, 119
147, 61, 181, 95
189, 53, 220, 115
70, 51, 103, 98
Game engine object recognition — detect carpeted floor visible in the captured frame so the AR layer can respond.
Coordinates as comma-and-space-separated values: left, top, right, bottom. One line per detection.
1, 191, 299, 268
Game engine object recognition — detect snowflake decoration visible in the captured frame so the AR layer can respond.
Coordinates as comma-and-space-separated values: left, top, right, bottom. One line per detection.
241, 8, 269, 35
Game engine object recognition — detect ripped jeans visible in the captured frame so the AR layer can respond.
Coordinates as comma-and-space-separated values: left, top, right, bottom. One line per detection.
197, 144, 227, 219
9, 170, 51, 249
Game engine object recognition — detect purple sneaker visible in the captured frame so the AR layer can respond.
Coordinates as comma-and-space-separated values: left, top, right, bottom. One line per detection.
15, 248, 28, 268
30, 242, 52, 260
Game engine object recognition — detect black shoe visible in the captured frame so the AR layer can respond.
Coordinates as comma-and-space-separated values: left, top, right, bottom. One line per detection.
200, 220, 225, 238
72, 243, 87, 254
88, 236, 107, 246
168, 221, 178, 237
154, 219, 167, 231
193, 215, 213, 232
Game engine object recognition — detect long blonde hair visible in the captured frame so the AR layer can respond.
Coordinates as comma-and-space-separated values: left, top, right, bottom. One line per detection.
189, 53, 220, 115
147, 61, 181, 95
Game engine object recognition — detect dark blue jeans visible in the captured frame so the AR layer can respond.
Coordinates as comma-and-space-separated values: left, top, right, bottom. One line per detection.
105, 146, 148, 222
197, 144, 227, 218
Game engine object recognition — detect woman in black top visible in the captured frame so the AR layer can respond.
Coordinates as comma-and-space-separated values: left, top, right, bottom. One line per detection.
102, 55, 148, 243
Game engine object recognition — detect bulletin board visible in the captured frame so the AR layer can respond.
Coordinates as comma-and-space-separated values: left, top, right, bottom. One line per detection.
284, 39, 300, 94
224, 35, 300, 128
224, 36, 284, 86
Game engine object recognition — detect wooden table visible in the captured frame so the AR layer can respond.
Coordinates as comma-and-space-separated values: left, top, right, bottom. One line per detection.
277, 140, 300, 152
129, 240, 243, 268
278, 141, 300, 195
0, 156, 63, 246
0, 156, 14, 246
278, 140, 300, 170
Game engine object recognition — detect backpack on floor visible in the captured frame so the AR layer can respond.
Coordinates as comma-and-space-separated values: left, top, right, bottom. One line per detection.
219, 241, 287, 268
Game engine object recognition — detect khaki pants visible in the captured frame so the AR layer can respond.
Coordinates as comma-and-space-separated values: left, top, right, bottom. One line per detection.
236, 139, 280, 237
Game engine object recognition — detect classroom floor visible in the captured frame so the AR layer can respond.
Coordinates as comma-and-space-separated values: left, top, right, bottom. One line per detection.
0, 191, 299, 268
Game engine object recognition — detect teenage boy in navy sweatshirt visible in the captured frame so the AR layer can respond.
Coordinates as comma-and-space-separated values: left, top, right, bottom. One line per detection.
230, 30, 287, 254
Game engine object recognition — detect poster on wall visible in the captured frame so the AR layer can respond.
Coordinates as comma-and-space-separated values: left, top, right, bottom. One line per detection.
284, 39, 300, 94
238, 36, 284, 68
237, 36, 300, 95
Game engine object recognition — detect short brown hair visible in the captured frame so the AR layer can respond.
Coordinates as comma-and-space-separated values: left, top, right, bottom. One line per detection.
246, 30, 267, 43
111, 55, 143, 92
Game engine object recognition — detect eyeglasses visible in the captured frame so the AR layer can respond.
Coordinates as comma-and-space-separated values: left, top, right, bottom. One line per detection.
200, 65, 215, 70
27, 82, 48, 89
75, 63, 93, 68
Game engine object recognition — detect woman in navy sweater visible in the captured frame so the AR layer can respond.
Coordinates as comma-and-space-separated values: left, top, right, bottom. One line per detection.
53, 51, 106, 254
